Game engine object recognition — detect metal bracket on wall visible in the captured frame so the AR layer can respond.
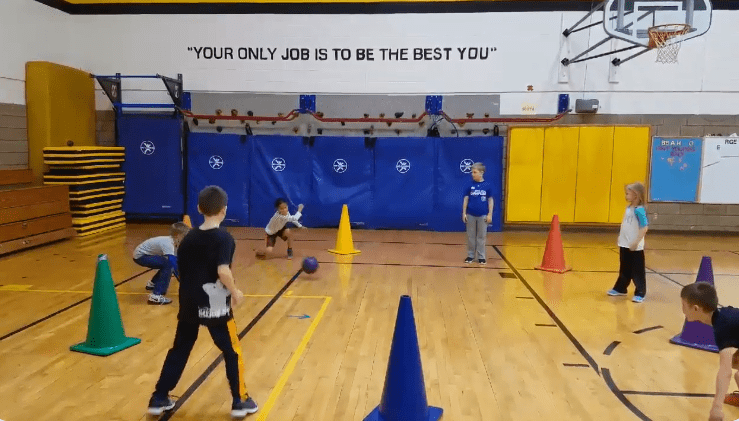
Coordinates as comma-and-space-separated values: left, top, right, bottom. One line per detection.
425, 96, 443, 116
300, 95, 317, 114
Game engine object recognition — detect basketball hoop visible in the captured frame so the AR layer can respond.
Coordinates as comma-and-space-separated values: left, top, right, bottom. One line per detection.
648, 24, 691, 64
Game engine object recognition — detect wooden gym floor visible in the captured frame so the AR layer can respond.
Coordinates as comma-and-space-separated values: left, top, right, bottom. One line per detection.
1, 224, 738, 421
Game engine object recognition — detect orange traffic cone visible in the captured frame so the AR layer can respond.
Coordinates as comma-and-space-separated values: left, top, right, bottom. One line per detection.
535, 215, 571, 273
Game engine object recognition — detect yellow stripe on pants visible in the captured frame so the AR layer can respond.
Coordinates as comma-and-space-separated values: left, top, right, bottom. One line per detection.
227, 318, 248, 400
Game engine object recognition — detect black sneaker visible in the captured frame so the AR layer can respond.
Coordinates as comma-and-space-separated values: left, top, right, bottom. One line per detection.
147, 395, 176, 415
287, 248, 293, 260
145, 280, 155, 291
464, 257, 474, 264
231, 397, 259, 418
478, 259, 487, 265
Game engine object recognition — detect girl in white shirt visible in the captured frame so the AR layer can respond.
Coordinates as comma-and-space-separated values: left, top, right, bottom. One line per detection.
607, 182, 649, 303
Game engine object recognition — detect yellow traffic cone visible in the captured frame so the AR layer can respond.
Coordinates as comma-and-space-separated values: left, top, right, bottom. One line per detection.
183, 215, 192, 228
328, 204, 361, 255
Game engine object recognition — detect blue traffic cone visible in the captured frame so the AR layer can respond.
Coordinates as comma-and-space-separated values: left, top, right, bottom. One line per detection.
364, 295, 443, 421
670, 256, 719, 353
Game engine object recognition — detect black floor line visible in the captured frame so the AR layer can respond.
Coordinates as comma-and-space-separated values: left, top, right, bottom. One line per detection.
492, 245, 600, 376
621, 390, 714, 398
633, 326, 663, 334
650, 270, 687, 288
235, 237, 470, 247
602, 368, 651, 421
314, 260, 505, 270
518, 268, 620, 274
652, 271, 739, 277
603, 341, 621, 356
0, 269, 153, 342
159, 269, 303, 420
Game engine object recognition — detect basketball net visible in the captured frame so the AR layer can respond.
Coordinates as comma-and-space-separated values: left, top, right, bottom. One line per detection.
648, 24, 691, 64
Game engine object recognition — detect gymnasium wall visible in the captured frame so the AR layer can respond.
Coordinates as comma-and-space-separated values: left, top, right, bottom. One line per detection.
0, 0, 70, 170
64, 11, 739, 114
4, 1, 739, 231
0, 0, 70, 105
0, 104, 27, 171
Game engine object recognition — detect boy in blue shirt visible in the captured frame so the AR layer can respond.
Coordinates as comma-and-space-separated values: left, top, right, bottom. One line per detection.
462, 162, 494, 264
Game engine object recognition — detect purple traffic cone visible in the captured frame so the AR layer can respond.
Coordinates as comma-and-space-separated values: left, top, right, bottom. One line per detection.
670, 256, 718, 353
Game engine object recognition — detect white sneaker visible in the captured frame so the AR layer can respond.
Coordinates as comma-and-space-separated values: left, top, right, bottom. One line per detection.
148, 294, 172, 305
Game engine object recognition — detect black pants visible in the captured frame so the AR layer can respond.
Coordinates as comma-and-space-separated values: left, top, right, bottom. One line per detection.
153, 318, 248, 404
612, 247, 647, 297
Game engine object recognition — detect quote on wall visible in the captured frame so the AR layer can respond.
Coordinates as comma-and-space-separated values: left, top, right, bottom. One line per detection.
187, 46, 498, 62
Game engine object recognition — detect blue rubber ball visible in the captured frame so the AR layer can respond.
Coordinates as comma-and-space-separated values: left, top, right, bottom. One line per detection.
302, 257, 319, 274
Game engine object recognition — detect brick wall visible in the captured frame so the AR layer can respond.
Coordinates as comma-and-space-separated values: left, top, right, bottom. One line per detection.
96, 110, 115, 146
0, 103, 27, 170
647, 204, 739, 232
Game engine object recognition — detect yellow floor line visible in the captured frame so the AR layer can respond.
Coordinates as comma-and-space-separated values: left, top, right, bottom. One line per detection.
255, 296, 332, 421
0, 288, 328, 300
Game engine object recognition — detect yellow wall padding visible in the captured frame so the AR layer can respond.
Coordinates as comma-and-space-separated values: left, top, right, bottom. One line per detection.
574, 127, 615, 223
609, 127, 650, 223
506, 128, 544, 222
26, 61, 96, 180
540, 127, 579, 223
505, 125, 650, 225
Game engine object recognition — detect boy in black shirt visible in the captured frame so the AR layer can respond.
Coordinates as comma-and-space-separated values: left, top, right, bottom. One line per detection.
681, 282, 739, 421
148, 186, 258, 418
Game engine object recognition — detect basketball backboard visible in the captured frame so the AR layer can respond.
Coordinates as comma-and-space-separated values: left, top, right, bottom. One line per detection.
603, 0, 712, 47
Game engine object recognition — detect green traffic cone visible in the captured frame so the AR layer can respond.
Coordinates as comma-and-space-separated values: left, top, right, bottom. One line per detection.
70, 254, 141, 356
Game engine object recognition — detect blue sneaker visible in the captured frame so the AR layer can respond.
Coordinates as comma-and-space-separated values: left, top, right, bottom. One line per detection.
147, 395, 176, 415
632, 296, 645, 303
607, 289, 627, 296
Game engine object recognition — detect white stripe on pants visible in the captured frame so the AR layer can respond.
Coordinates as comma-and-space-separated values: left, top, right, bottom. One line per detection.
466, 215, 487, 260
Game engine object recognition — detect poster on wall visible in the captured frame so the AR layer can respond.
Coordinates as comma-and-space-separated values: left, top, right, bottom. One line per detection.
699, 136, 739, 204
649, 137, 702, 202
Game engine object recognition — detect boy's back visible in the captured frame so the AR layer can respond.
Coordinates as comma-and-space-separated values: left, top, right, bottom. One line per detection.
134, 236, 175, 259
177, 227, 236, 325
713, 306, 739, 349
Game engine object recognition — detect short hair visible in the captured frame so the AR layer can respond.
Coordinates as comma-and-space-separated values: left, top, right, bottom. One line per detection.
471, 162, 486, 173
170, 222, 190, 237
198, 186, 228, 216
681, 282, 718, 312
274, 198, 287, 209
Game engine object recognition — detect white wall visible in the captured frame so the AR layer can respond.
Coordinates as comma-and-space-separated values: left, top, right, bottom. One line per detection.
2, 4, 737, 113
66, 10, 739, 114
0, 0, 71, 104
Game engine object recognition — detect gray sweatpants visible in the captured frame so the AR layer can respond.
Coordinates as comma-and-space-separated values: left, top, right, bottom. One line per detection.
466, 215, 488, 260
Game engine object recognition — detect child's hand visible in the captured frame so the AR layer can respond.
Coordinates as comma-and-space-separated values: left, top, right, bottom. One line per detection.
298, 204, 304, 212
486, 215, 492, 224
462, 214, 468, 223
629, 243, 637, 251
709, 406, 723, 421
231, 290, 245, 307
300, 226, 308, 230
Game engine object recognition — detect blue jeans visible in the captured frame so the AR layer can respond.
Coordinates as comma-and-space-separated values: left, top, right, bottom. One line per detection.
134, 255, 175, 296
